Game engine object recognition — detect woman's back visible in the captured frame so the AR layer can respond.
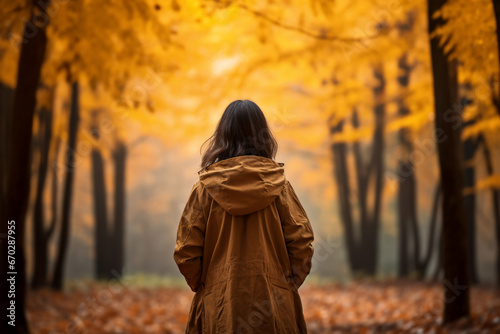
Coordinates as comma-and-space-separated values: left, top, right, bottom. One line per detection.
174, 154, 314, 333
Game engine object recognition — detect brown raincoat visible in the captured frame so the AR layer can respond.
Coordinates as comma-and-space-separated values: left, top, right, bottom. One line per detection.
173, 155, 314, 333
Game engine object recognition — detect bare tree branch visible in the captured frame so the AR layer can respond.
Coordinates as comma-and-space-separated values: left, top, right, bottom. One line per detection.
237, 3, 383, 43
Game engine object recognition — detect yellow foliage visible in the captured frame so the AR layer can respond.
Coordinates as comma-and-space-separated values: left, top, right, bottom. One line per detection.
475, 175, 500, 191
2, 0, 500, 211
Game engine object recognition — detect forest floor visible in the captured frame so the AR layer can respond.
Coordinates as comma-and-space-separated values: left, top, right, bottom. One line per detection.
26, 279, 500, 334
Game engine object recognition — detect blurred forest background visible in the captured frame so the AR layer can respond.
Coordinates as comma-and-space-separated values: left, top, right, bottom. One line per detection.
1, 0, 500, 333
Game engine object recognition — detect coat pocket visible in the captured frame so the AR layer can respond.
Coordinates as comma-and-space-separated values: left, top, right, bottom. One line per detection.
269, 278, 299, 334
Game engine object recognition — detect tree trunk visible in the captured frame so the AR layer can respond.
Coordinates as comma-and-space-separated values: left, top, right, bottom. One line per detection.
92, 146, 111, 280
32, 107, 53, 289
1, 1, 50, 332
112, 142, 127, 278
0, 84, 14, 302
398, 166, 410, 276
395, 16, 441, 280
92, 142, 128, 280
46, 138, 60, 251
330, 66, 385, 278
488, 0, 500, 285
352, 112, 369, 266
396, 52, 413, 277
0, 83, 14, 198
428, 0, 470, 322
489, 0, 500, 287
462, 129, 478, 284
396, 51, 436, 279
52, 81, 80, 290
417, 183, 441, 279
480, 136, 500, 286
408, 170, 422, 273
492, 0, 500, 115
330, 120, 360, 274
363, 66, 385, 276
432, 227, 443, 282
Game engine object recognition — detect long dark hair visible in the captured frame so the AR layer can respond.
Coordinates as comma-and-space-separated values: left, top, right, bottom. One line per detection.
200, 100, 278, 169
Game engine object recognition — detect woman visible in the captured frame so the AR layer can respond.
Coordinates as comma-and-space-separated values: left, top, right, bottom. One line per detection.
173, 100, 314, 333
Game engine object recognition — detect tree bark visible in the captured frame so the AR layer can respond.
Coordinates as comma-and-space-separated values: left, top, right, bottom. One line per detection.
428, 0, 470, 322
492, 0, 500, 115
364, 66, 385, 276
397, 161, 410, 276
32, 106, 53, 289
0, 83, 14, 198
396, 52, 413, 277
395, 13, 441, 280
330, 66, 385, 277
489, 0, 500, 285
92, 141, 128, 280
330, 119, 360, 274
462, 127, 479, 284
408, 170, 421, 273
352, 111, 369, 262
52, 81, 80, 290
480, 136, 500, 286
417, 183, 441, 279
112, 142, 127, 278
47, 138, 61, 244
1, 1, 50, 332
432, 227, 443, 282
92, 146, 111, 280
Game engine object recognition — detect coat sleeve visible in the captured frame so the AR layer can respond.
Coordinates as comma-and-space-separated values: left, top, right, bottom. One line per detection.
276, 180, 314, 289
173, 180, 207, 292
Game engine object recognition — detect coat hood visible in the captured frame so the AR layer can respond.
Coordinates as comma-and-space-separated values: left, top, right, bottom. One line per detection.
197, 155, 286, 216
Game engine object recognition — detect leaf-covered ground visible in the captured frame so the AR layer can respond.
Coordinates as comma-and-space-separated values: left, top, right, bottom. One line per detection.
26, 280, 500, 333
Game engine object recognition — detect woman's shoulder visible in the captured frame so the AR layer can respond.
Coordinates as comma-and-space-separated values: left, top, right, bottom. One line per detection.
191, 179, 213, 201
